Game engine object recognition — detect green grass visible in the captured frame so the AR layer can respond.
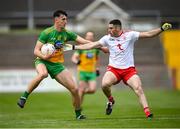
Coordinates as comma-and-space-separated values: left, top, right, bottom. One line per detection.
0, 88, 180, 128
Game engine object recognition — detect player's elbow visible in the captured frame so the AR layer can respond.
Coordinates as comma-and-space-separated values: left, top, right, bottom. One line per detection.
34, 49, 38, 56
71, 57, 77, 64
100, 47, 109, 53
34, 48, 41, 57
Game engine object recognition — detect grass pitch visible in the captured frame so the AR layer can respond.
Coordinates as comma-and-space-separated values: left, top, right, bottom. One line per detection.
0, 88, 180, 128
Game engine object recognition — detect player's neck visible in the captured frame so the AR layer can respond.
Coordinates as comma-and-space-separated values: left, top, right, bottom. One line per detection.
54, 24, 64, 32
113, 30, 123, 37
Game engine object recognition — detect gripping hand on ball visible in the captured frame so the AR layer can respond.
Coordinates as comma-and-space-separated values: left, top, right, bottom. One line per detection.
42, 51, 55, 60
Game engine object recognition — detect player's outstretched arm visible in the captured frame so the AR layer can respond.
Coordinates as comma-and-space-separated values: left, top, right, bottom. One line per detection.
139, 23, 172, 39
76, 41, 102, 50
64, 41, 103, 51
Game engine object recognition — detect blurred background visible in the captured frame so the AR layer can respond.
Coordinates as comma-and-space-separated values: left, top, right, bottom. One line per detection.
0, 0, 180, 92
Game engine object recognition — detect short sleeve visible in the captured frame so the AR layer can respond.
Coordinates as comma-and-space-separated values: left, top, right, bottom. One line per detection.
38, 31, 48, 44
66, 31, 78, 41
98, 35, 108, 47
131, 31, 140, 41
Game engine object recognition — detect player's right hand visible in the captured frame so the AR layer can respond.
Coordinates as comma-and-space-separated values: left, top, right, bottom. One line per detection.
161, 23, 172, 31
96, 68, 100, 77
42, 51, 55, 60
76, 60, 81, 65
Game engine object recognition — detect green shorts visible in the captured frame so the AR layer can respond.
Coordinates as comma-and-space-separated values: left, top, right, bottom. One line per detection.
35, 59, 65, 79
78, 71, 96, 81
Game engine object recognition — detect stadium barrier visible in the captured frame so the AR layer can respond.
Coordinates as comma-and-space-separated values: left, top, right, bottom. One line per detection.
0, 69, 66, 92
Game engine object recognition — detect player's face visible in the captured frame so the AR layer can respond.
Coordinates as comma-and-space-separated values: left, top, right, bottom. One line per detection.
55, 15, 67, 28
85, 32, 94, 41
108, 24, 121, 37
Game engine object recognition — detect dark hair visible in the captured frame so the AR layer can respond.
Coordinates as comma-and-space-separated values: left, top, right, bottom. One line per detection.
109, 19, 122, 26
53, 10, 68, 18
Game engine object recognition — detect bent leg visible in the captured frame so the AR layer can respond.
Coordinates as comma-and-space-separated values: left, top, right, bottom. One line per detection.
27, 63, 48, 93
102, 71, 117, 115
85, 80, 96, 94
78, 81, 88, 105
101, 71, 117, 98
17, 63, 48, 108
55, 69, 86, 119
78, 80, 96, 105
55, 69, 81, 110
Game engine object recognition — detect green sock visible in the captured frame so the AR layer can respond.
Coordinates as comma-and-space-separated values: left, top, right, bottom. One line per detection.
21, 91, 30, 99
75, 109, 81, 118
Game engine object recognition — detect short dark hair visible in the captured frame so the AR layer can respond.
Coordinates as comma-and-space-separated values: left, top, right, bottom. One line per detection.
109, 19, 122, 26
53, 10, 68, 18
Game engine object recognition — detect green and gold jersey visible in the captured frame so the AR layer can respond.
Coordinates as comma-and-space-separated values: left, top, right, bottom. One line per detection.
38, 26, 77, 63
75, 49, 100, 72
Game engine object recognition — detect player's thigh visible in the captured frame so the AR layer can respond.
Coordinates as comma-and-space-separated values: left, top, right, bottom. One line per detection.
102, 71, 117, 86
79, 81, 88, 90
126, 74, 142, 90
55, 69, 77, 91
36, 63, 48, 76
88, 80, 96, 90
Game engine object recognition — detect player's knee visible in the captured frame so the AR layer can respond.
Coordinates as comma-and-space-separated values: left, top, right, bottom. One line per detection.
70, 87, 78, 95
101, 84, 108, 90
78, 87, 85, 94
102, 81, 111, 89
39, 72, 48, 79
88, 88, 96, 94
135, 86, 144, 96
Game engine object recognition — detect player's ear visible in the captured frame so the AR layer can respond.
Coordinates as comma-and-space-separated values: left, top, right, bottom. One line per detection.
54, 17, 59, 22
117, 26, 121, 30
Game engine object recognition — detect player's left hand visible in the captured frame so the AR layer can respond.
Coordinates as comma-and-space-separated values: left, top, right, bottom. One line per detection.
96, 68, 100, 77
161, 23, 172, 31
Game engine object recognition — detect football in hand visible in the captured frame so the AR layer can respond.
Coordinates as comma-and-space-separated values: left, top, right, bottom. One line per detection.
41, 43, 55, 55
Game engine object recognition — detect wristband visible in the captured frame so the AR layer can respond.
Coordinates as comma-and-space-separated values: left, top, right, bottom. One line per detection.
161, 27, 164, 31
72, 45, 75, 50
76, 60, 81, 65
